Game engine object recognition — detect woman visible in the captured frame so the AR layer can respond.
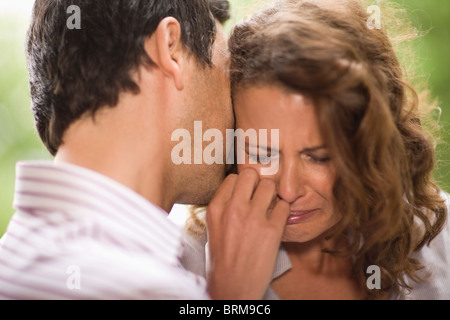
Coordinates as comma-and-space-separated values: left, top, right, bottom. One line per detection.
182, 0, 449, 300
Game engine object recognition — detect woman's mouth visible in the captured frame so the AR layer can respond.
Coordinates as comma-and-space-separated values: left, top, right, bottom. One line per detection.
286, 209, 318, 225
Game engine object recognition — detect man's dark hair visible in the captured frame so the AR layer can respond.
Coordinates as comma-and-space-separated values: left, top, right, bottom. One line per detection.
26, 0, 230, 155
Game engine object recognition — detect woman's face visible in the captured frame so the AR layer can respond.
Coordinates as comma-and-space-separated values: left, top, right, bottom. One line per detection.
234, 85, 341, 243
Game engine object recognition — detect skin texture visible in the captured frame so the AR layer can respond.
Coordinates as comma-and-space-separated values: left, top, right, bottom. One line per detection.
232, 85, 366, 299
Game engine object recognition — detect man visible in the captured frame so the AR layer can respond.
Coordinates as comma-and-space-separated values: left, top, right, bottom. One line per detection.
0, 0, 289, 300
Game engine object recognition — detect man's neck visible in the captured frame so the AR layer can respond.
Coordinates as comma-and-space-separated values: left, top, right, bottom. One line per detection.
54, 100, 175, 213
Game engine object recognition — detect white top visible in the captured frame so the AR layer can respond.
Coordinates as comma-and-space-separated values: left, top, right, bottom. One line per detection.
0, 161, 210, 300
181, 192, 450, 300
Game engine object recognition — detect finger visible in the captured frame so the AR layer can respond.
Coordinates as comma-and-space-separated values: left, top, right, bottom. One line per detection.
230, 167, 260, 205
268, 199, 290, 231
250, 178, 277, 218
206, 174, 238, 226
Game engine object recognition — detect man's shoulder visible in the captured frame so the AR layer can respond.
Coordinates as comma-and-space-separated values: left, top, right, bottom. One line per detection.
69, 243, 209, 299
0, 237, 209, 300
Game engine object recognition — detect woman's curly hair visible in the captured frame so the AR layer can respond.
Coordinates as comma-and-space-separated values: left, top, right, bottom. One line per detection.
224, 0, 447, 299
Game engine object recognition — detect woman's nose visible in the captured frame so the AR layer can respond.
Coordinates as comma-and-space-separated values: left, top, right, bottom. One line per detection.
276, 158, 306, 204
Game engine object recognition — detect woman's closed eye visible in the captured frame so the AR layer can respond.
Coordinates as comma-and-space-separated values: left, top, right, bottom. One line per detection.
301, 151, 331, 165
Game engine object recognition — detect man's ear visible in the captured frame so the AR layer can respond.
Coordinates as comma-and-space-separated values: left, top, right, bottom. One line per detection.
144, 17, 185, 90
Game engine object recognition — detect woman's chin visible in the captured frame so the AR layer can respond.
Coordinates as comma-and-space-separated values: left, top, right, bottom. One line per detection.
281, 227, 315, 243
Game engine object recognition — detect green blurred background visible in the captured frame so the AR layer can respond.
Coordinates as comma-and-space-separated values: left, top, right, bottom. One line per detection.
0, 0, 449, 237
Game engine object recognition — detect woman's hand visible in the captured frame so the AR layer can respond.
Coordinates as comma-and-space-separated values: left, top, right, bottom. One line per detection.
206, 167, 290, 300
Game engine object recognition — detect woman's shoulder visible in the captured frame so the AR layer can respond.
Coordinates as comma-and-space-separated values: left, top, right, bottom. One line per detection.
435, 190, 450, 244
441, 190, 450, 208
401, 190, 450, 299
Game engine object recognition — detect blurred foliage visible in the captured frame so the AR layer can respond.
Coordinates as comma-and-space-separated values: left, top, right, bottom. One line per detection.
0, 0, 449, 236
390, 0, 450, 191
0, 13, 51, 236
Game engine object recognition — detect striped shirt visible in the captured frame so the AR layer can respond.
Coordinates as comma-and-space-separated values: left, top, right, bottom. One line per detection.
0, 161, 210, 300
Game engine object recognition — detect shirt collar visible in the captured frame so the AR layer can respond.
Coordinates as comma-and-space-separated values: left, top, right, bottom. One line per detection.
273, 245, 292, 279
13, 160, 183, 266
